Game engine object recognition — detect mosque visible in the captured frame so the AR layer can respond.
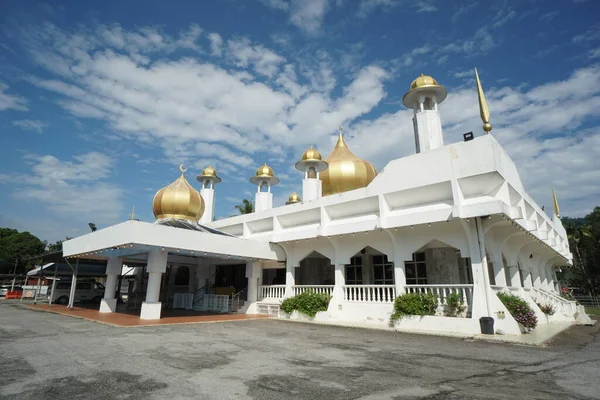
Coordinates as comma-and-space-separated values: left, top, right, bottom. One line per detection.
62, 70, 583, 336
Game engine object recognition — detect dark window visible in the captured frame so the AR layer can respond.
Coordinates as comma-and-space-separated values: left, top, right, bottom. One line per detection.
345, 256, 363, 285
405, 252, 427, 285
372, 254, 394, 285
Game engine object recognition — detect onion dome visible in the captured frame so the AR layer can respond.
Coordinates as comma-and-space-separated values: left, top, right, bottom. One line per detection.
402, 73, 447, 108
250, 163, 280, 186
196, 165, 222, 184
286, 192, 301, 205
319, 129, 377, 196
153, 165, 205, 222
295, 146, 328, 173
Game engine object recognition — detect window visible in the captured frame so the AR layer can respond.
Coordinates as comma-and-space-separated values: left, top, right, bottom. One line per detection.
76, 282, 92, 290
372, 254, 394, 285
405, 252, 427, 285
345, 256, 363, 285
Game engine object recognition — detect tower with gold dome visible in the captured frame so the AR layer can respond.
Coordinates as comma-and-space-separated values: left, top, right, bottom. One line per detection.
196, 165, 222, 224
402, 73, 448, 153
295, 145, 328, 201
153, 165, 205, 222
319, 127, 378, 196
250, 163, 279, 212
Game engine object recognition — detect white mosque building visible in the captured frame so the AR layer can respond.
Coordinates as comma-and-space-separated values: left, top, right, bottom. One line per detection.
63, 71, 584, 336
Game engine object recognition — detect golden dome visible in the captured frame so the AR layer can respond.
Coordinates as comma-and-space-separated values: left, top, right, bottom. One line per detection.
302, 146, 323, 161
286, 192, 301, 205
250, 163, 280, 185
295, 146, 328, 173
196, 165, 222, 184
153, 165, 205, 222
410, 73, 439, 90
319, 130, 377, 196
403, 73, 447, 108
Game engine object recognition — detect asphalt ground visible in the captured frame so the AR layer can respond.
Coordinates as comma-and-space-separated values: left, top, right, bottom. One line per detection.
1, 302, 599, 400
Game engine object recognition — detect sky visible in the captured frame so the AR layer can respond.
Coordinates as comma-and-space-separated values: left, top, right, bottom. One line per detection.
0, 0, 599, 244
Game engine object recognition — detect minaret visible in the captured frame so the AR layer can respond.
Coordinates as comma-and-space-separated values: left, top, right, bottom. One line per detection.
250, 163, 279, 212
402, 74, 448, 153
475, 68, 492, 134
295, 145, 328, 201
196, 165, 221, 224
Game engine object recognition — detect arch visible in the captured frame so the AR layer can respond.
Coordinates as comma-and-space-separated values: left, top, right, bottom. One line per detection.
295, 250, 334, 286
336, 230, 394, 265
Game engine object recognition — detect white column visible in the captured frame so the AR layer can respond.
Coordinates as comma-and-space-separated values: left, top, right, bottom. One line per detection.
333, 262, 346, 306
413, 107, 444, 153
392, 247, 406, 296
200, 187, 215, 224
506, 265, 521, 287
245, 261, 262, 314
469, 218, 493, 319
490, 251, 507, 287
100, 257, 122, 313
255, 192, 273, 212
140, 249, 168, 320
285, 260, 295, 297
531, 262, 542, 288
522, 264, 533, 289
302, 178, 322, 201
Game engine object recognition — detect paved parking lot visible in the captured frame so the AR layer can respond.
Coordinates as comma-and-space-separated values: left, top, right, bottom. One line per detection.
1, 303, 599, 400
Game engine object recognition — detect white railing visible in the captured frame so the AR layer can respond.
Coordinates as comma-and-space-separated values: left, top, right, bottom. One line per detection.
404, 285, 474, 309
343, 285, 396, 303
530, 287, 577, 316
292, 285, 334, 297
259, 285, 286, 300
199, 294, 230, 313
173, 293, 194, 310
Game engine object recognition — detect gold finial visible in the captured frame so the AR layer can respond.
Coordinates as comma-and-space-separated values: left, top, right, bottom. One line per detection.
475, 68, 492, 133
552, 188, 560, 218
179, 164, 187, 173
129, 205, 135, 220
338, 126, 343, 137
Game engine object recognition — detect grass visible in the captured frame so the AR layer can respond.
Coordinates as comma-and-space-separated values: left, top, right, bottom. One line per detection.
585, 307, 600, 316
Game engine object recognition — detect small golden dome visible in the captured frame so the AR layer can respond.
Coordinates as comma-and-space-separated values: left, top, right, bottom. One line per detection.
197, 165, 222, 184
403, 73, 447, 108
286, 192, 301, 205
410, 73, 439, 90
295, 146, 328, 173
319, 130, 377, 196
302, 146, 322, 161
250, 163, 280, 185
153, 165, 205, 222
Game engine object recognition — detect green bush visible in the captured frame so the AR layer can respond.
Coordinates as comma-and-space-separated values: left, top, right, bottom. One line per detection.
391, 292, 438, 321
497, 292, 538, 329
280, 290, 331, 318
443, 293, 467, 317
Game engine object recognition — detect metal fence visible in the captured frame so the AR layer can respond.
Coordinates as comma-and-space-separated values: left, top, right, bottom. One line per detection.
573, 295, 600, 307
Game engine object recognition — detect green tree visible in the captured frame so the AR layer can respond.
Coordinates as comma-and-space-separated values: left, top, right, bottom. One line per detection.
234, 199, 254, 214
0, 228, 46, 274
46, 237, 72, 252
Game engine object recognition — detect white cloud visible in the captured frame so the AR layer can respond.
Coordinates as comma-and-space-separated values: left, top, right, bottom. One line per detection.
12, 119, 47, 133
0, 82, 28, 111
226, 37, 286, 77
208, 33, 223, 56
262, 0, 330, 33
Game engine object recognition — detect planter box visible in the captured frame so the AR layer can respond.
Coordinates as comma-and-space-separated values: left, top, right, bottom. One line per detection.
393, 315, 479, 336
280, 310, 330, 322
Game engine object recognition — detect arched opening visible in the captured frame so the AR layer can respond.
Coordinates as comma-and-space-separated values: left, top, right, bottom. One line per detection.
296, 251, 334, 285
486, 252, 495, 286
260, 181, 269, 192
503, 255, 510, 285
307, 166, 316, 179
423, 96, 433, 110
346, 246, 394, 285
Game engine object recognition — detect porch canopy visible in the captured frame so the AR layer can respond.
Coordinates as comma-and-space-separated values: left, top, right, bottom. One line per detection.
62, 220, 286, 263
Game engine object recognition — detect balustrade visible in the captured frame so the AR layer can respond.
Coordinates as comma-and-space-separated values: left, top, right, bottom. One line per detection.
292, 285, 334, 297
259, 285, 286, 300
343, 285, 396, 303
404, 284, 474, 309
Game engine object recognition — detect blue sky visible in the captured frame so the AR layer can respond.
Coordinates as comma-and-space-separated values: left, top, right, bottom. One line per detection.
0, 0, 599, 243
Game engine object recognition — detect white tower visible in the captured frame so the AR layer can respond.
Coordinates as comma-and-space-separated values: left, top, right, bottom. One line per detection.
196, 165, 221, 224
402, 74, 448, 153
250, 163, 279, 212
295, 146, 328, 201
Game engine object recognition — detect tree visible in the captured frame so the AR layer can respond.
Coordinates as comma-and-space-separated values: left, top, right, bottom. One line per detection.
46, 237, 72, 253
561, 208, 600, 296
0, 228, 46, 274
234, 199, 254, 214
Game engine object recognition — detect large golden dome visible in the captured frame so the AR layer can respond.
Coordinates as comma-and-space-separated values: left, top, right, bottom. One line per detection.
153, 165, 205, 222
319, 130, 377, 196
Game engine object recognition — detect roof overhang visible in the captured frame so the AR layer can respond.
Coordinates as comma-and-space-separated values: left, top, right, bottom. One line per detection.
62, 220, 286, 262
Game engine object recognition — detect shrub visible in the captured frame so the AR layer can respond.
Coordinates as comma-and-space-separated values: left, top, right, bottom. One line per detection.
280, 290, 331, 318
497, 292, 538, 329
391, 292, 438, 321
443, 293, 467, 317
536, 302, 555, 316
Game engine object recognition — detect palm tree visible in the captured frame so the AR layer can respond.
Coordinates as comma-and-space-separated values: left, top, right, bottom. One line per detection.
235, 199, 254, 214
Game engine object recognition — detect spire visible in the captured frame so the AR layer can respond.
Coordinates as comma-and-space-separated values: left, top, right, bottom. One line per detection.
475, 68, 492, 134
129, 205, 135, 220
336, 126, 347, 148
552, 188, 560, 218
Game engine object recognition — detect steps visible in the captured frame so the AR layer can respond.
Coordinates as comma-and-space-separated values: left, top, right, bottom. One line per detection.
257, 302, 280, 316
